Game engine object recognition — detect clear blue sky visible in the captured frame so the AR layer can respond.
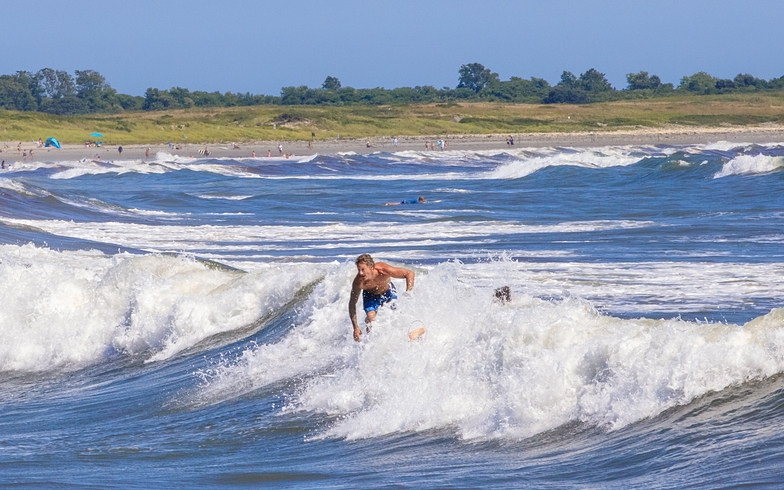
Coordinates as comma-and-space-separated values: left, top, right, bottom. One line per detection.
5, 0, 784, 96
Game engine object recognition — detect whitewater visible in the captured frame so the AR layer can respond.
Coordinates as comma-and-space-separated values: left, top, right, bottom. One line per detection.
1, 142, 783, 487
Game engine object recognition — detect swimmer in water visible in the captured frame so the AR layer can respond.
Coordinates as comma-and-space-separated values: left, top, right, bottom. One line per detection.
385, 196, 427, 206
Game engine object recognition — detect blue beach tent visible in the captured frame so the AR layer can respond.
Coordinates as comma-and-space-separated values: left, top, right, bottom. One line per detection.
44, 137, 61, 149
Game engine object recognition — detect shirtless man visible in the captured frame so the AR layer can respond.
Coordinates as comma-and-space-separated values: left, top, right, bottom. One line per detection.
349, 253, 414, 342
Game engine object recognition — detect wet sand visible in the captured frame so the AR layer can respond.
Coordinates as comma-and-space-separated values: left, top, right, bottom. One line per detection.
3, 125, 784, 163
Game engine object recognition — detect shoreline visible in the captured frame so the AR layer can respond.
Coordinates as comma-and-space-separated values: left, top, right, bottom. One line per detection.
3, 125, 784, 163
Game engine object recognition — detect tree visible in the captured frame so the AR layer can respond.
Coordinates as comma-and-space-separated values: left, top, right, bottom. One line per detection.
322, 76, 341, 91
734, 73, 767, 89
544, 85, 588, 104
39, 95, 88, 115
558, 71, 578, 88
714, 79, 735, 90
457, 63, 499, 93
0, 74, 37, 111
679, 72, 718, 94
626, 71, 662, 90
579, 68, 613, 92
36, 68, 75, 99
75, 70, 109, 99
168, 87, 195, 108
142, 87, 176, 110
544, 71, 586, 104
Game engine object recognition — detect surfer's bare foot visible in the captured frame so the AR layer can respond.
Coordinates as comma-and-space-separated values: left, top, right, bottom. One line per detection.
408, 327, 426, 341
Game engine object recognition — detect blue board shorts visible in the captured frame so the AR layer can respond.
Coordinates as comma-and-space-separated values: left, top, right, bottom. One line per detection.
363, 283, 397, 313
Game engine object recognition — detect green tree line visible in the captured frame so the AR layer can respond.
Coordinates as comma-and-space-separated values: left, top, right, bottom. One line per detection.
1, 64, 784, 115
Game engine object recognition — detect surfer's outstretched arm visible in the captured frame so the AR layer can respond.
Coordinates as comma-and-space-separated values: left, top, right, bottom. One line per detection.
348, 276, 363, 342
375, 262, 415, 291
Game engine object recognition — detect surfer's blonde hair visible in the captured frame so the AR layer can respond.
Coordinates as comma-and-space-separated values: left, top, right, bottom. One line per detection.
355, 253, 375, 267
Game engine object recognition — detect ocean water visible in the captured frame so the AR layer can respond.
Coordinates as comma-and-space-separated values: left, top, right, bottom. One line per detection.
1, 142, 784, 487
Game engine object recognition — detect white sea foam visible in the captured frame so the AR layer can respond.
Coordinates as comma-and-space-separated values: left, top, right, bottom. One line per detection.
0, 244, 324, 372
0, 178, 51, 197
713, 154, 784, 178
195, 261, 784, 441
0, 217, 655, 256
703, 141, 750, 152
485, 149, 642, 179
196, 194, 254, 201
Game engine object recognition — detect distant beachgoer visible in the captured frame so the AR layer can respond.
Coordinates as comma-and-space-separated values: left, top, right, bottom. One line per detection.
385, 196, 427, 206
252, 150, 256, 157
118, 146, 123, 155
509, 135, 514, 146
393, 138, 398, 146
29, 149, 34, 159
349, 253, 415, 342
308, 140, 313, 150
145, 148, 150, 159
445, 140, 449, 150
312, 132, 316, 138
425, 141, 429, 150
1, 161, 5, 169
17, 142, 21, 154
366, 141, 373, 148
267, 150, 271, 157
278, 143, 283, 155
22, 150, 27, 161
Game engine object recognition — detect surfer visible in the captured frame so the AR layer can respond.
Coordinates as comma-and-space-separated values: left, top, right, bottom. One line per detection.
385, 196, 427, 206
349, 253, 415, 342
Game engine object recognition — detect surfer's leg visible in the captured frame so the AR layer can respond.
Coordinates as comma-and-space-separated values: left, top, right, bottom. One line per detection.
365, 310, 377, 332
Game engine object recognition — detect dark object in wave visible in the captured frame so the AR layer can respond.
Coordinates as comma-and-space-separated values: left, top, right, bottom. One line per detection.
494, 286, 511, 304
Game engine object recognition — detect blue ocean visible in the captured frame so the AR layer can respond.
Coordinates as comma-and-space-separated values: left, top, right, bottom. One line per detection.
1, 142, 784, 488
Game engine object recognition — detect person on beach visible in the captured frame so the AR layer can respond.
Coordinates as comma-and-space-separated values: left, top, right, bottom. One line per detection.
145, 148, 150, 159
385, 196, 427, 206
278, 143, 283, 155
252, 150, 256, 157
118, 146, 123, 155
1, 161, 5, 169
349, 253, 415, 342
267, 150, 271, 157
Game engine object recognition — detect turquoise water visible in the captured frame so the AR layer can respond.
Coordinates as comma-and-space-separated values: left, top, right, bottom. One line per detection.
1, 142, 783, 487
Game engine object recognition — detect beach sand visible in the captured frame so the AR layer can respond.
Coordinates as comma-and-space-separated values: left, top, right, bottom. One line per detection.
3, 125, 784, 163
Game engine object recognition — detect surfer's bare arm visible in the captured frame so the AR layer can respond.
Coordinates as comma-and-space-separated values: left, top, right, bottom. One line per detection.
376, 262, 415, 291
349, 276, 363, 341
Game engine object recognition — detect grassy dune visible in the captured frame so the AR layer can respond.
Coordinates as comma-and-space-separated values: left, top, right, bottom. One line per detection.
2, 93, 784, 145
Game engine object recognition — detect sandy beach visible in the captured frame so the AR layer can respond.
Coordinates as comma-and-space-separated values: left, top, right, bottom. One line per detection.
3, 125, 784, 163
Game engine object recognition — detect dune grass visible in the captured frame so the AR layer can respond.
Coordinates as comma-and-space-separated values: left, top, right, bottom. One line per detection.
2, 93, 784, 145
